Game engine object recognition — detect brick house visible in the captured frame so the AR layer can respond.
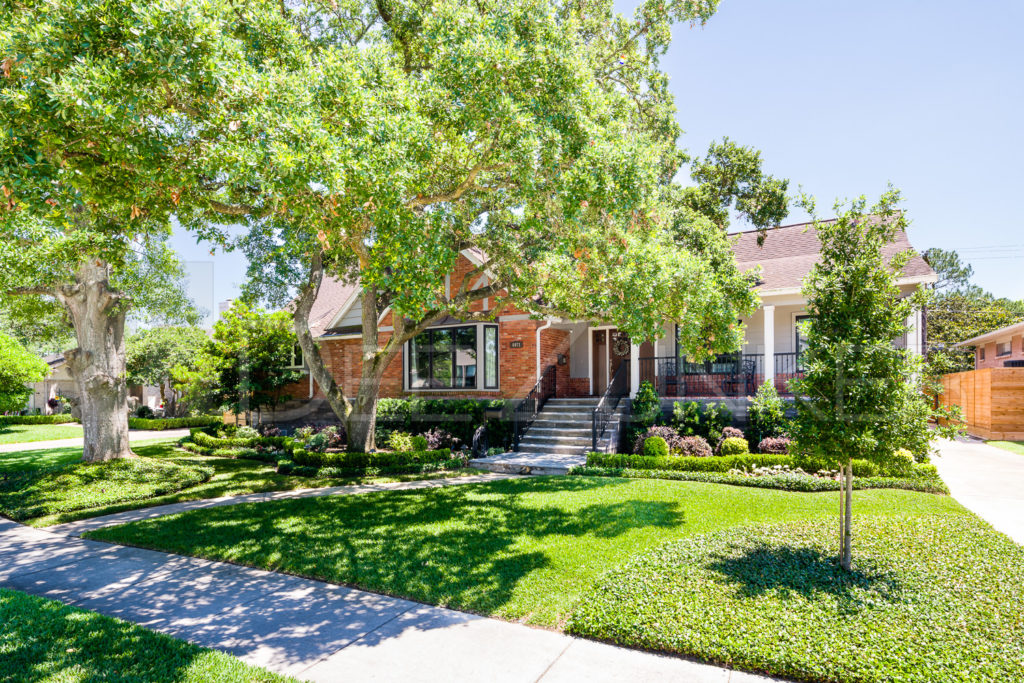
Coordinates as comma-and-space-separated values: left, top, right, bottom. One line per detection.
278, 220, 936, 424
957, 320, 1024, 369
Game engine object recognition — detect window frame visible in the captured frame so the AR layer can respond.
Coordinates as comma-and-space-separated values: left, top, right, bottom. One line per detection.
996, 341, 1012, 357
286, 343, 305, 370
405, 322, 499, 392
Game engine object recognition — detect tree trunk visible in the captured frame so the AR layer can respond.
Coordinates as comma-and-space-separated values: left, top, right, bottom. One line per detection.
58, 260, 133, 462
838, 463, 846, 566
293, 251, 353, 425
842, 464, 854, 570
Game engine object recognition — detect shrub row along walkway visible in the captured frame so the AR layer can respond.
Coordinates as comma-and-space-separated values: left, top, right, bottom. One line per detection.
933, 437, 1024, 544
0, 475, 779, 683
0, 427, 193, 453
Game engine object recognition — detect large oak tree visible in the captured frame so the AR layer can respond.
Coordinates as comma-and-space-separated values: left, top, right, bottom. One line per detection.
184, 0, 785, 451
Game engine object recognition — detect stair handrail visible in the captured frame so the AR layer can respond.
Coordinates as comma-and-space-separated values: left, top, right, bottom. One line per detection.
512, 364, 557, 450
592, 360, 630, 451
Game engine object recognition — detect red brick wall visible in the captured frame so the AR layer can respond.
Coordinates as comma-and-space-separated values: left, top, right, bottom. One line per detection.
283, 254, 596, 401
975, 334, 1024, 369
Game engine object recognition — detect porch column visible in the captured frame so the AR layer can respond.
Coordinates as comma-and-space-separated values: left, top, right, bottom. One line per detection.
630, 342, 640, 397
908, 308, 922, 356
763, 305, 775, 387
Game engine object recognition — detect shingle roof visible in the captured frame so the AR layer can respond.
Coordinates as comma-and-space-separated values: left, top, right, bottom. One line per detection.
308, 277, 359, 338
730, 219, 936, 292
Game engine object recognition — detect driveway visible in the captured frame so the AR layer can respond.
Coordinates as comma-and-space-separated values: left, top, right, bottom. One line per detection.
933, 438, 1024, 544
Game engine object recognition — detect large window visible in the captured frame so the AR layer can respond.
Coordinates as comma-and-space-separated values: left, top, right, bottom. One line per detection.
997, 341, 1012, 357
408, 324, 498, 390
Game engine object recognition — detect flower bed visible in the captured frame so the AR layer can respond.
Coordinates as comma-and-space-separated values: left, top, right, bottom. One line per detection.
586, 452, 938, 479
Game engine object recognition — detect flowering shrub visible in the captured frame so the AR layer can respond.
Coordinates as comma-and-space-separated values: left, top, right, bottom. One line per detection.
758, 436, 792, 454
676, 436, 713, 458
420, 427, 460, 451
633, 425, 684, 454
720, 426, 745, 441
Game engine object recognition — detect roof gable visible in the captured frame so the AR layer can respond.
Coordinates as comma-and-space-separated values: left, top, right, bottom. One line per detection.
731, 220, 936, 292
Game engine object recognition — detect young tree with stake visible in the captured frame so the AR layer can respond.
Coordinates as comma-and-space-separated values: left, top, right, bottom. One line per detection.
789, 188, 960, 570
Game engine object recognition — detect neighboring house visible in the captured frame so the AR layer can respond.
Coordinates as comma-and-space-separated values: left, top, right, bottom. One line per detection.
25, 353, 162, 415
25, 354, 78, 414
956, 320, 1024, 369
282, 220, 936, 415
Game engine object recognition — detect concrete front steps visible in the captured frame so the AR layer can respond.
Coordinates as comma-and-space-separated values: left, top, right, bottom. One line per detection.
470, 398, 624, 475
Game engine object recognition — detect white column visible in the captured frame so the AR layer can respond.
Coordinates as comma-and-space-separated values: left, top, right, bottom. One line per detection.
908, 308, 922, 356
763, 305, 776, 387
630, 342, 641, 397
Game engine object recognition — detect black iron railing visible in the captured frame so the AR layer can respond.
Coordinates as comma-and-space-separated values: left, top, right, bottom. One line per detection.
512, 365, 557, 450
638, 353, 764, 398
592, 360, 630, 451
773, 352, 803, 396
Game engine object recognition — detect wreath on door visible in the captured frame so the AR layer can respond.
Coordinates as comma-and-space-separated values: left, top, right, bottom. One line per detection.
612, 333, 631, 357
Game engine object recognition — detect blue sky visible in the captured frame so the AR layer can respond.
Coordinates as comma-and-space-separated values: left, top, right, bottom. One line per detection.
172, 0, 1023, 324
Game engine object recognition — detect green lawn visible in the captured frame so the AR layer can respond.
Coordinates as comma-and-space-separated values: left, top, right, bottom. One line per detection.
568, 514, 1024, 683
4, 441, 480, 527
0, 423, 83, 445
987, 440, 1024, 456
0, 438, 174, 474
85, 476, 967, 628
0, 588, 292, 682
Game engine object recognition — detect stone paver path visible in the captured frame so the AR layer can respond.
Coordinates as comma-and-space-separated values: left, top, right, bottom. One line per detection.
1, 474, 781, 682
0, 427, 192, 453
934, 437, 1024, 544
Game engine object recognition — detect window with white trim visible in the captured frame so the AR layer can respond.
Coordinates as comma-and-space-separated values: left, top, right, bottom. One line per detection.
407, 324, 499, 390
287, 343, 304, 369
996, 341, 1012, 357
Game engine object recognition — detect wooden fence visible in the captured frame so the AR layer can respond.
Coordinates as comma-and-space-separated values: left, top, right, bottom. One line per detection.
939, 368, 1024, 440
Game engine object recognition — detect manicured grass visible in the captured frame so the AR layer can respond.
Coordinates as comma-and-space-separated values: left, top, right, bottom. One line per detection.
0, 588, 291, 682
86, 477, 967, 627
16, 441, 481, 527
0, 423, 83, 445
0, 438, 174, 474
567, 514, 1024, 682
987, 440, 1024, 456
0, 458, 213, 522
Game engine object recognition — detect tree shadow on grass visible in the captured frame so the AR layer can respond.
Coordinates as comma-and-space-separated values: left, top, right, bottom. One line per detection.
705, 542, 903, 613
94, 476, 683, 617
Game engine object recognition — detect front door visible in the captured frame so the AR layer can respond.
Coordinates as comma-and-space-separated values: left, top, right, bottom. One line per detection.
592, 330, 608, 395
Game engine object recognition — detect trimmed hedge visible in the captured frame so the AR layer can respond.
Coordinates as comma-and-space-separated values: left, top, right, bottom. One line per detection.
588, 452, 791, 473
277, 456, 468, 479
292, 448, 451, 469
129, 416, 222, 430
587, 452, 940, 480
568, 467, 950, 494
0, 414, 77, 426
190, 431, 292, 451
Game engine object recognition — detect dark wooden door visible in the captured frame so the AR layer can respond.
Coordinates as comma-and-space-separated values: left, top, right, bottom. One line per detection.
593, 330, 607, 395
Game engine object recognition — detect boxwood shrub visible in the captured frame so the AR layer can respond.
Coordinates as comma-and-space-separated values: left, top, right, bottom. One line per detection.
0, 414, 77, 426
128, 416, 222, 430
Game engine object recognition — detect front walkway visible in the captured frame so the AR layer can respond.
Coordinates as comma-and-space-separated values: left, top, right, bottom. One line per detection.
1, 478, 779, 682
933, 437, 1024, 544
0, 427, 192, 453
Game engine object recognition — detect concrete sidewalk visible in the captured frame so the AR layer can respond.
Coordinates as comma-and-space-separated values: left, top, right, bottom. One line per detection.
0, 518, 778, 682
933, 437, 1024, 544
0, 428, 191, 453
